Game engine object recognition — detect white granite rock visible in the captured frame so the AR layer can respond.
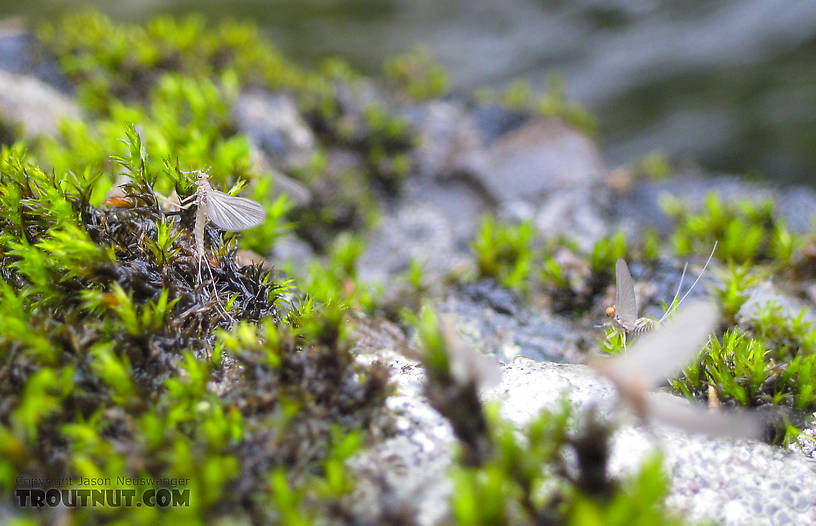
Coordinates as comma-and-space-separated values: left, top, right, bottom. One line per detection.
352, 350, 816, 526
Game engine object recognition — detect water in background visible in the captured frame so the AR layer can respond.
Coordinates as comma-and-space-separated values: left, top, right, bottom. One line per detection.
3, 0, 816, 185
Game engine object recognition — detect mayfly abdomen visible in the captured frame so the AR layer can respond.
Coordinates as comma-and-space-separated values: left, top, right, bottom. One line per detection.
614, 314, 656, 337
629, 319, 656, 336
194, 176, 211, 260
194, 205, 207, 259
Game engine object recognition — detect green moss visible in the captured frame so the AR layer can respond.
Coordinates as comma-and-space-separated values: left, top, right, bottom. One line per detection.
667, 273, 816, 442
39, 10, 419, 244
383, 47, 449, 101
37, 73, 294, 257
472, 215, 535, 292
475, 77, 597, 136
713, 263, 759, 323
38, 11, 306, 113
468, 216, 661, 313
633, 150, 672, 181
0, 131, 390, 523
664, 192, 799, 265
589, 231, 629, 274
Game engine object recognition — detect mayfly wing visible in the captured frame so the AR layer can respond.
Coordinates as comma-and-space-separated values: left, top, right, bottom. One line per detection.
438, 313, 501, 390
594, 300, 718, 389
644, 393, 761, 439
205, 189, 266, 231
615, 258, 638, 326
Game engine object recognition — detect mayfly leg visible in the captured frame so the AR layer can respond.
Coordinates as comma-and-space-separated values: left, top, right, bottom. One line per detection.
189, 168, 264, 324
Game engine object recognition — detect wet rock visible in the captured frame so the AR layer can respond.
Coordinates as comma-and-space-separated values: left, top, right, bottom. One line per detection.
457, 280, 522, 317
456, 119, 606, 203
233, 91, 316, 169
0, 70, 81, 140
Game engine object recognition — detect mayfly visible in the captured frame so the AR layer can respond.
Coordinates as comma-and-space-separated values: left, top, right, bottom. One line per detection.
591, 300, 760, 439
174, 170, 265, 314
606, 242, 717, 346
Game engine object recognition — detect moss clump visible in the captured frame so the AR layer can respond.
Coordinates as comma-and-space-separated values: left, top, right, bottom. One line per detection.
674, 326, 816, 414
39, 10, 418, 248
633, 150, 672, 181
469, 216, 662, 314
671, 295, 816, 442
0, 129, 391, 522
664, 192, 798, 265
293, 231, 383, 315
38, 11, 305, 113
475, 77, 597, 137
471, 215, 535, 292
383, 47, 449, 101
38, 71, 293, 256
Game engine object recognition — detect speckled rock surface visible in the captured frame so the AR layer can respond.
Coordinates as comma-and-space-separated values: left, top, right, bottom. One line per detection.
439, 281, 589, 363
360, 175, 486, 284
352, 345, 816, 526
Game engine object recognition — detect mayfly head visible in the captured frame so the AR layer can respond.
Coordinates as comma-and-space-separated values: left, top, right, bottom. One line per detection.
592, 300, 718, 396
197, 170, 210, 182
604, 305, 616, 318
612, 258, 638, 327
591, 299, 759, 439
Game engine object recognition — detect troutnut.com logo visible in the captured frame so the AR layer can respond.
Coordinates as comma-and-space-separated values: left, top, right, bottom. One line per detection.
14, 476, 191, 508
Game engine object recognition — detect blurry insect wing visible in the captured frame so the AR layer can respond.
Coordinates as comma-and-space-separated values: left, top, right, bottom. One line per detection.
438, 313, 501, 390
644, 393, 761, 440
596, 300, 718, 389
205, 189, 266, 231
615, 259, 638, 326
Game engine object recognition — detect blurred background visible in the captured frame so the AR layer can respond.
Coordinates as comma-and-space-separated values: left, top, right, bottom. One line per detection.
4, 0, 815, 185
